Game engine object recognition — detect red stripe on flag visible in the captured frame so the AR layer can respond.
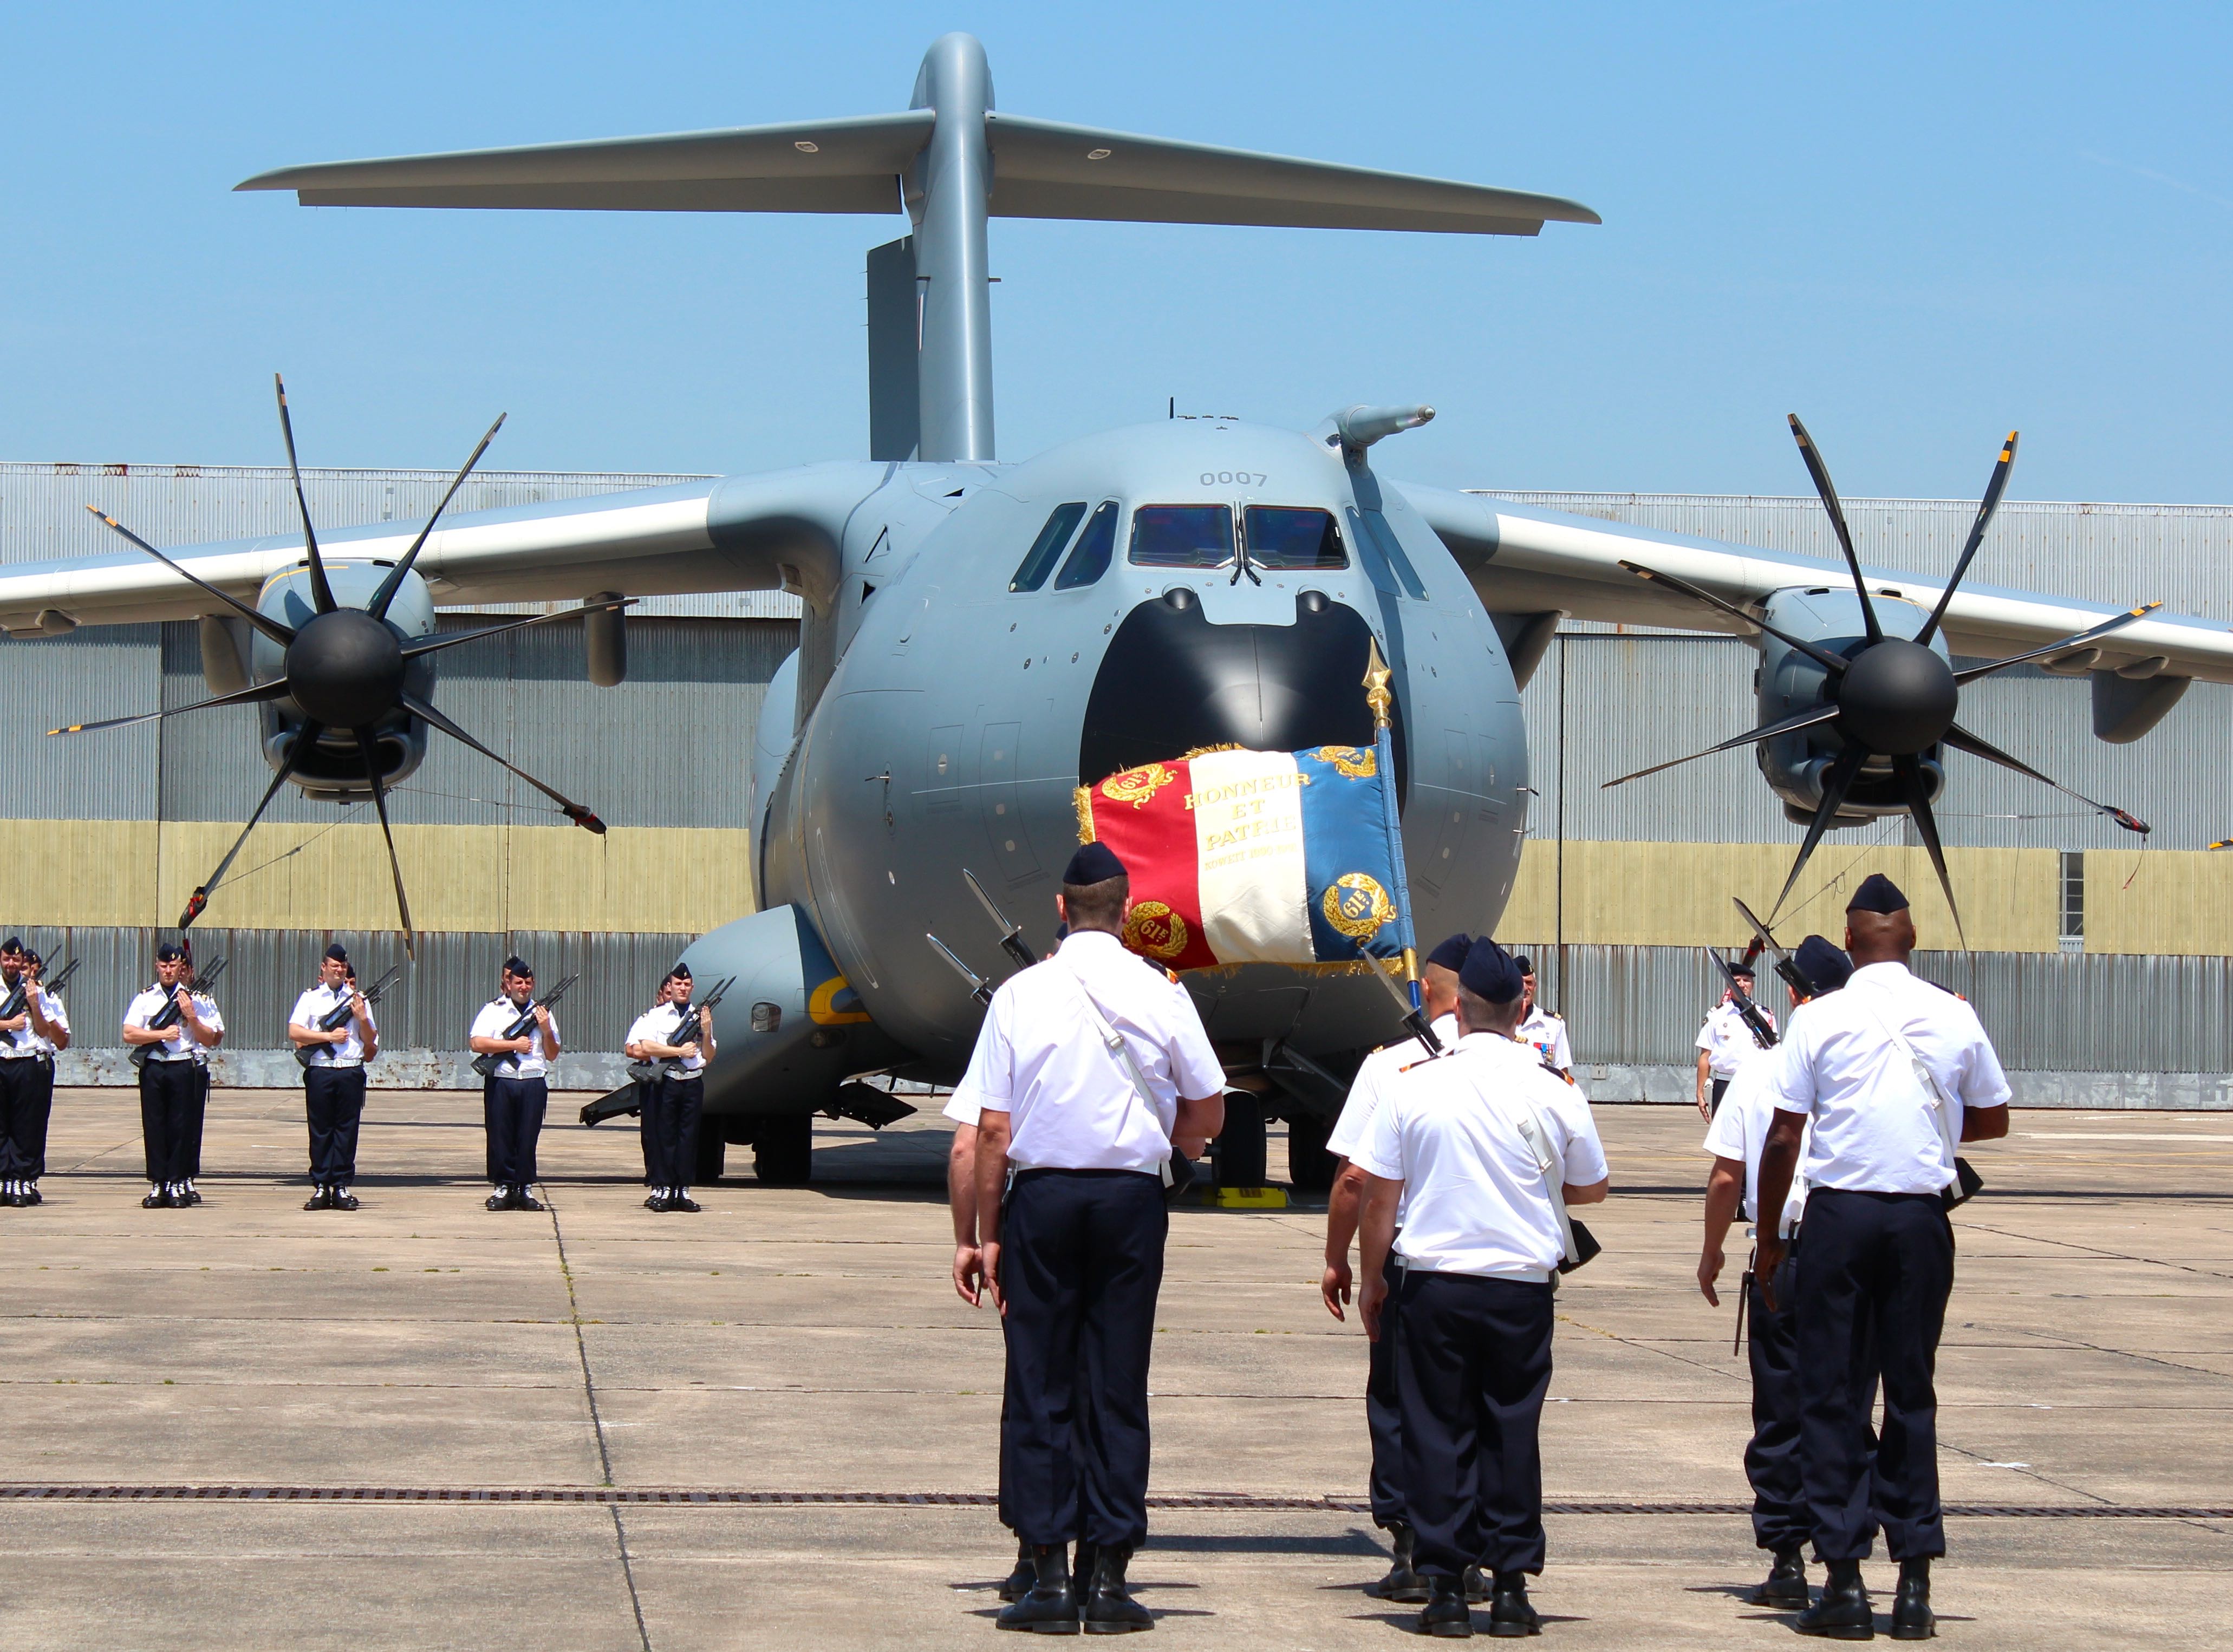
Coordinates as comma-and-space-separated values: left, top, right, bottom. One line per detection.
1080, 758, 1219, 969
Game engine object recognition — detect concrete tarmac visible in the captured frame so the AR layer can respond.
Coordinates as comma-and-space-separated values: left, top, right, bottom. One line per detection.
0, 1088, 2226, 1649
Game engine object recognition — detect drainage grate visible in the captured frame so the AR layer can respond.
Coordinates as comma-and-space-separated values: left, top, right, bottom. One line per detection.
0, 1485, 2223, 1519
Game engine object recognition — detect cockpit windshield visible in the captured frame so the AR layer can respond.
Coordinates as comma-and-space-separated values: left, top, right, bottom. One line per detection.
1128, 505, 1235, 569
1244, 506, 1346, 571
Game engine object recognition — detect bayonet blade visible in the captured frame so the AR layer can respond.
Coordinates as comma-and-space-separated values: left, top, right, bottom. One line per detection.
927, 933, 994, 1005
963, 867, 1038, 971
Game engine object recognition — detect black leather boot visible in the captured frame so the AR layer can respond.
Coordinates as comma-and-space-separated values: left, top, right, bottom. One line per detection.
1889, 1558, 1935, 1641
1486, 1573, 1540, 1638
999, 1536, 1036, 1603
1463, 1565, 1489, 1604
1418, 1575, 1473, 1638
1796, 1559, 1873, 1639
1070, 1540, 1098, 1601
1373, 1523, 1427, 1602
1081, 1542, 1152, 1634
997, 1542, 1079, 1634
1751, 1549, 1809, 1608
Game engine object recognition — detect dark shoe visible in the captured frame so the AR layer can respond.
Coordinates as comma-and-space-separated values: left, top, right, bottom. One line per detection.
997, 1542, 1079, 1634
487, 1190, 510, 1212
1486, 1574, 1540, 1638
999, 1537, 1036, 1604
1081, 1543, 1151, 1635
1418, 1575, 1473, 1638
644, 1191, 667, 1212
668, 1191, 701, 1213
515, 1189, 545, 1212
1889, 1559, 1934, 1641
1463, 1565, 1489, 1605
147, 1187, 172, 1210
23, 1183, 42, 1206
177, 1184, 198, 1207
2, 1184, 21, 1209
304, 1186, 330, 1211
1751, 1549, 1810, 1609
1374, 1523, 1428, 1603
333, 1189, 360, 1212
1796, 1561, 1873, 1640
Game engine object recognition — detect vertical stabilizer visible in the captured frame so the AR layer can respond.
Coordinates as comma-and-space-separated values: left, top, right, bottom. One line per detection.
866, 236, 921, 461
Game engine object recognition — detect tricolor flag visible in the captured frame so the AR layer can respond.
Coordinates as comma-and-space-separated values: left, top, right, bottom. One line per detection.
1074, 746, 1406, 971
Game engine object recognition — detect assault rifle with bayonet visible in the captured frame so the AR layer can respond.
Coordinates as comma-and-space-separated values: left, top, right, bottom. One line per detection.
294, 964, 403, 1070
1, 956, 79, 1050
128, 957, 227, 1070
577, 975, 732, 1126
626, 975, 733, 1086
468, 972, 577, 1081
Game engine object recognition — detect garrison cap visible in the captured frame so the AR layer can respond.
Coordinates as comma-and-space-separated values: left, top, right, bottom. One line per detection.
1063, 841, 1127, 886
324, 942, 349, 964
1459, 936, 1525, 1005
665, 961, 693, 984
1512, 953, 1535, 976
155, 942, 186, 962
0, 937, 19, 954
503, 955, 533, 977
1794, 935, 1854, 995
1847, 873, 1910, 915
1730, 960, 1756, 980
1424, 933, 1474, 972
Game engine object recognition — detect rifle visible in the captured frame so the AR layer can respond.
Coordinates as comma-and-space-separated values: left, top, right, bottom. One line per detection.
1, 956, 80, 1037
624, 975, 733, 1085
294, 964, 403, 1070
963, 868, 1039, 973
1733, 896, 1815, 1004
470, 972, 577, 1080
1734, 1249, 1753, 1355
582, 975, 733, 1125
927, 932, 994, 1005
1708, 950, 1780, 1051
128, 957, 227, 1069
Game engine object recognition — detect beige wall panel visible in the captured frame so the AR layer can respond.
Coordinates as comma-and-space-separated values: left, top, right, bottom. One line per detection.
2086, 850, 2233, 956
0, 819, 157, 925
503, 827, 757, 933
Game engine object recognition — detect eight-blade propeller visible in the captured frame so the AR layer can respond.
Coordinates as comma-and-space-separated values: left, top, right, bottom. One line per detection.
1603, 418, 2153, 943
54, 376, 627, 957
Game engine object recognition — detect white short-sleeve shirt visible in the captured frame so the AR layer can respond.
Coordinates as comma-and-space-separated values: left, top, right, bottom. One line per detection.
2, 984, 67, 1058
1355, 1033, 1610, 1281
473, 996, 559, 1080
1702, 1043, 1808, 1234
961, 930, 1223, 1174
290, 983, 377, 1066
1326, 1012, 1460, 1224
1516, 1005, 1572, 1072
1766, 961, 2010, 1196
1697, 999, 1772, 1079
125, 983, 221, 1063
625, 1001, 701, 1076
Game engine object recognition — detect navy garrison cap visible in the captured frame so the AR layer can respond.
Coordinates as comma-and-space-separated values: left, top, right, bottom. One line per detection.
1425, 933, 1474, 972
0, 937, 19, 954
324, 942, 349, 964
1459, 937, 1525, 1005
1847, 873, 1910, 915
1063, 841, 1127, 885
1512, 954, 1535, 976
155, 942, 185, 962
1795, 935, 1854, 995
503, 955, 533, 977
665, 961, 693, 984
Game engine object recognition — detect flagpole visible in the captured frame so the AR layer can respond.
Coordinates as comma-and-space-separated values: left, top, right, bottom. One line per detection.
1364, 638, 1422, 1012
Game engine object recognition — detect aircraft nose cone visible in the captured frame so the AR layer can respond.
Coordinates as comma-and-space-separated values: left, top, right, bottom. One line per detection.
286, 608, 406, 728
1080, 592, 1402, 786
1837, 637, 1957, 754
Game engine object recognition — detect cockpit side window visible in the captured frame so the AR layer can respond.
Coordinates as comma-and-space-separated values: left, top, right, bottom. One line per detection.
1127, 504, 1235, 569
1053, 500, 1121, 590
1010, 502, 1089, 592
1244, 506, 1346, 571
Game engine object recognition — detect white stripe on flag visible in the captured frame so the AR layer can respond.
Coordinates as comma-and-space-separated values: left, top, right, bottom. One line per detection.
1189, 749, 1313, 964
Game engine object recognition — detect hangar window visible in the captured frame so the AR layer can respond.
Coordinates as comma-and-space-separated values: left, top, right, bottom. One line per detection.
1244, 506, 1346, 571
1128, 504, 1235, 569
2059, 851, 2084, 949
1010, 502, 1088, 592
1054, 501, 1122, 589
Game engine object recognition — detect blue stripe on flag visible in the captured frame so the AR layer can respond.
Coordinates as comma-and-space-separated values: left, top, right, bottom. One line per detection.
1295, 747, 1406, 962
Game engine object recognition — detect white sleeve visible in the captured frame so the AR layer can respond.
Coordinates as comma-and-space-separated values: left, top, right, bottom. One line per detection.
968, 991, 1018, 1113
623, 1011, 653, 1046
1545, 1078, 1610, 1187
1325, 1054, 1383, 1162
941, 1091, 983, 1127
1956, 1014, 2012, 1112
1163, 988, 1225, 1100
288, 991, 318, 1028
1695, 1012, 1719, 1055
1701, 1089, 1746, 1160
1551, 1018, 1572, 1070
1763, 1010, 1819, 1115
41, 994, 68, 1034
1352, 1082, 1405, 1181
199, 999, 224, 1035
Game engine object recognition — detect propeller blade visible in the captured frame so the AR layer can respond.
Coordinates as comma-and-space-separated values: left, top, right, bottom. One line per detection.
367, 412, 507, 621
1952, 603, 2162, 683
49, 677, 288, 738
398, 596, 636, 661
399, 691, 606, 833
1916, 432, 2018, 647
84, 507, 296, 647
273, 374, 337, 616
1617, 562, 1851, 675
354, 727, 416, 958
1599, 703, 1845, 790
1893, 754, 1966, 948
180, 719, 322, 928
1771, 743, 1869, 919
1787, 414, 1883, 644
1940, 723, 2151, 836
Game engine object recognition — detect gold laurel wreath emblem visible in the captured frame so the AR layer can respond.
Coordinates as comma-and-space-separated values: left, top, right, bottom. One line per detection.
1322, 872, 1397, 942
1124, 900, 1189, 961
1100, 762, 1177, 809
1313, 745, 1377, 779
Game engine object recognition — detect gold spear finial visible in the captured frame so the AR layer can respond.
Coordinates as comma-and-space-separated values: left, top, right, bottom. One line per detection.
1364, 637, 1393, 730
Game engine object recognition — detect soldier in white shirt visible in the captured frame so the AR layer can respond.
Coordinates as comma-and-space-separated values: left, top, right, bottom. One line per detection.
1697, 964, 1773, 1118
1698, 934, 1850, 1612
1754, 874, 2010, 1641
122, 941, 225, 1209
1512, 955, 1572, 1079
288, 943, 379, 1211
469, 956, 560, 1212
972, 843, 1226, 1634
624, 963, 712, 1214
1321, 930, 1471, 1604
1357, 937, 1609, 1638
0, 942, 71, 1207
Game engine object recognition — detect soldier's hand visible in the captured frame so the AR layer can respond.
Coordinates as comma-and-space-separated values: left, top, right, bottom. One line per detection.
953, 1243, 985, 1308
678, 1041, 700, 1060
1697, 1245, 1723, 1306
1755, 1237, 1786, 1312
982, 1240, 1005, 1316
1696, 1094, 1711, 1121
533, 1004, 552, 1030
1359, 1275, 1388, 1343
1321, 1258, 1352, 1321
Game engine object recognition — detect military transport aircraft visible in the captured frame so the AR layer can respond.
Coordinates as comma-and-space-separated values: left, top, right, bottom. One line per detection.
6, 33, 2228, 1187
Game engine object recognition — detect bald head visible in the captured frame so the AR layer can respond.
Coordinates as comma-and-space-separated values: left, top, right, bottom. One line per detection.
1420, 961, 1460, 1022
1844, 907, 1916, 965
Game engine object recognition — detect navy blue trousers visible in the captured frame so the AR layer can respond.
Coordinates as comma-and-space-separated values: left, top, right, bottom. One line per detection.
483, 1076, 548, 1186
1794, 1190, 1954, 1562
1746, 1245, 1806, 1553
1366, 1245, 1408, 1528
1000, 1168, 1166, 1550
643, 1075, 702, 1187
139, 1060, 201, 1184
303, 1066, 367, 1183
1395, 1270, 1556, 1579
0, 1057, 55, 1180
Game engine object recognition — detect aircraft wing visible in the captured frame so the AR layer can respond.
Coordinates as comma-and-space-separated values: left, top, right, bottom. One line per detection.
0, 463, 888, 634
1399, 481, 2233, 687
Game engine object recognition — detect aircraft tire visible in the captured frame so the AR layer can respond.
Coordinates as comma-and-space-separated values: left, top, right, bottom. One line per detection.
753, 1113, 813, 1185
1286, 1113, 1337, 1195
1216, 1094, 1268, 1189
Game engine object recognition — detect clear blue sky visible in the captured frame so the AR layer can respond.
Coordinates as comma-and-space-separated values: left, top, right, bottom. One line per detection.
4, 3, 2230, 501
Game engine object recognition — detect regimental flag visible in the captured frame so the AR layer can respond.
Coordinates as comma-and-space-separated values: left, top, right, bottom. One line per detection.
1074, 746, 1405, 971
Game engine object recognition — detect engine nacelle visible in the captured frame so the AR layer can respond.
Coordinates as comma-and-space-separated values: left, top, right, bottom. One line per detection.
1754, 586, 1946, 827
